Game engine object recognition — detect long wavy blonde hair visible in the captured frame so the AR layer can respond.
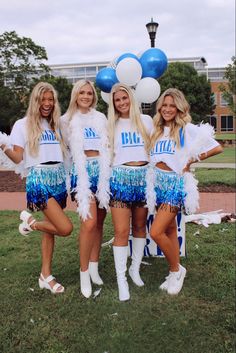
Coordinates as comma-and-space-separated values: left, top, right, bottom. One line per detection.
108, 83, 150, 157
26, 82, 62, 156
150, 88, 192, 150
65, 79, 98, 121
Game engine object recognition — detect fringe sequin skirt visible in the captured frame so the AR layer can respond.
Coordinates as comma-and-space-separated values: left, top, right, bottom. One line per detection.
109, 165, 149, 208
26, 163, 67, 211
154, 167, 186, 210
70, 157, 99, 201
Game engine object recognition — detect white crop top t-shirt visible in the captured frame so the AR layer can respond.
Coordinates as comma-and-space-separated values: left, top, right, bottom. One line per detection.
60, 110, 107, 151
10, 117, 63, 168
113, 114, 153, 166
150, 123, 219, 173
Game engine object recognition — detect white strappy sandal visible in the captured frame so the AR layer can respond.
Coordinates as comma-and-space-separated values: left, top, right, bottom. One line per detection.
38, 274, 65, 294
19, 210, 36, 236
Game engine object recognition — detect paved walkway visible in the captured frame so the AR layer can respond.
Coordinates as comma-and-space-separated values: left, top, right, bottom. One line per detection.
0, 191, 235, 214
193, 162, 235, 169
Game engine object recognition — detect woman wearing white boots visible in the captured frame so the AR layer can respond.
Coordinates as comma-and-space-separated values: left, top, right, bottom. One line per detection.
61, 80, 110, 298
107, 83, 154, 301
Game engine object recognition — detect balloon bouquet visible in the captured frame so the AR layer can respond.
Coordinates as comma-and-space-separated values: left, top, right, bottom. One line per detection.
95, 48, 168, 105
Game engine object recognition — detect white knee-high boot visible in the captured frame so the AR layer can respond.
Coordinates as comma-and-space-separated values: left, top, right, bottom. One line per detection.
128, 237, 146, 287
80, 269, 92, 298
113, 246, 130, 301
89, 261, 103, 285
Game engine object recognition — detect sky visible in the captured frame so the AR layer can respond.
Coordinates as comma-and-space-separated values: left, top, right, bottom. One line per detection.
0, 0, 235, 68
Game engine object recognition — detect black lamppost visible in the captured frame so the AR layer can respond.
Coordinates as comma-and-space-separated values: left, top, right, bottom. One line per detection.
146, 18, 159, 48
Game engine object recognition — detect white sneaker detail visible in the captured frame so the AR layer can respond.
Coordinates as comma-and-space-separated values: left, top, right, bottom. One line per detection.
167, 265, 186, 295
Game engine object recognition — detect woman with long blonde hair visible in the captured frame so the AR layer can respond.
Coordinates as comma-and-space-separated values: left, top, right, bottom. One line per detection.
0, 82, 73, 294
108, 83, 154, 301
149, 88, 223, 295
60, 80, 110, 298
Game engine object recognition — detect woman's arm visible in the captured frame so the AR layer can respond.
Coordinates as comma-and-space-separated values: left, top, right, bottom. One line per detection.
183, 144, 223, 172
0, 144, 24, 164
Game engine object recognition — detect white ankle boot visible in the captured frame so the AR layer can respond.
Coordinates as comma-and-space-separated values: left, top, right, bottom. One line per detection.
113, 246, 130, 301
129, 237, 146, 287
89, 262, 103, 285
80, 269, 92, 298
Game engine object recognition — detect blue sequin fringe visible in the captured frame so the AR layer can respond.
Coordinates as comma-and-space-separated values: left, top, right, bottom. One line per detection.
70, 158, 99, 199
110, 165, 148, 204
154, 167, 186, 210
26, 163, 67, 211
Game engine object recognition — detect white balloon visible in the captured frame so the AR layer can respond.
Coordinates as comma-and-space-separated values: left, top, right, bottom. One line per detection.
135, 77, 161, 104
101, 91, 110, 104
116, 58, 142, 86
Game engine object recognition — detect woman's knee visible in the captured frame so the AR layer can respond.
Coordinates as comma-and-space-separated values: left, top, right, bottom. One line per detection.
57, 221, 73, 237
132, 223, 146, 236
80, 219, 97, 234
150, 228, 163, 244
114, 228, 129, 243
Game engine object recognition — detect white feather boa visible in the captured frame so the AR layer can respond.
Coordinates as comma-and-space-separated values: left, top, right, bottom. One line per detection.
0, 131, 27, 178
183, 172, 199, 214
145, 166, 156, 215
69, 110, 110, 221
180, 123, 216, 214
179, 123, 216, 170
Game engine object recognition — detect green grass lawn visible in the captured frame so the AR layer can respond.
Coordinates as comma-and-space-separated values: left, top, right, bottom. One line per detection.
0, 211, 235, 353
216, 133, 235, 140
196, 168, 235, 187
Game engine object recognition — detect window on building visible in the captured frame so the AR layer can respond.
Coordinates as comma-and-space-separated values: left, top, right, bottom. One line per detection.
220, 93, 228, 107
221, 116, 233, 131
209, 116, 217, 129
85, 66, 97, 76
74, 67, 85, 76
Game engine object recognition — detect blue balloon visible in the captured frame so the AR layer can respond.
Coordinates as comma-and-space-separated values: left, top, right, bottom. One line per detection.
96, 67, 118, 93
140, 48, 168, 79
117, 52, 140, 64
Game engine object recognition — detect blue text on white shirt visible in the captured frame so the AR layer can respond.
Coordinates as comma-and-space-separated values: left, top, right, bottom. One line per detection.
121, 131, 144, 147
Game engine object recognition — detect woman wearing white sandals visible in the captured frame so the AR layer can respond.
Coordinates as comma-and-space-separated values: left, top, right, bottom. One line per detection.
60, 80, 110, 298
0, 82, 73, 294
107, 83, 154, 301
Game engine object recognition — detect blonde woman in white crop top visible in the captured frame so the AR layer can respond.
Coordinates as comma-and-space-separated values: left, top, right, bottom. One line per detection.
60, 80, 110, 299
149, 88, 223, 296
0, 82, 73, 294
107, 83, 154, 301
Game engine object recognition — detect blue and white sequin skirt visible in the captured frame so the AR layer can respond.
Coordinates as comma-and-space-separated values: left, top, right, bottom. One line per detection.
109, 165, 149, 207
70, 157, 99, 200
153, 167, 186, 210
26, 163, 67, 211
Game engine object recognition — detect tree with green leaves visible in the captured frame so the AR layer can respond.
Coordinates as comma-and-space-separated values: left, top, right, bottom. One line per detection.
0, 31, 49, 100
159, 62, 214, 123
0, 80, 23, 133
95, 85, 108, 116
219, 56, 236, 116
0, 31, 51, 131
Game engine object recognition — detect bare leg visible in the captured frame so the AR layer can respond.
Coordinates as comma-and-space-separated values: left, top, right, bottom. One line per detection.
40, 213, 65, 292
89, 207, 106, 262
131, 206, 148, 238
150, 206, 179, 271
129, 207, 148, 286
111, 207, 131, 246
32, 198, 73, 236
79, 200, 98, 271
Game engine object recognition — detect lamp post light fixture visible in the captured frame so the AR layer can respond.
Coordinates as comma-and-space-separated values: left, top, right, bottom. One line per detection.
146, 18, 159, 48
